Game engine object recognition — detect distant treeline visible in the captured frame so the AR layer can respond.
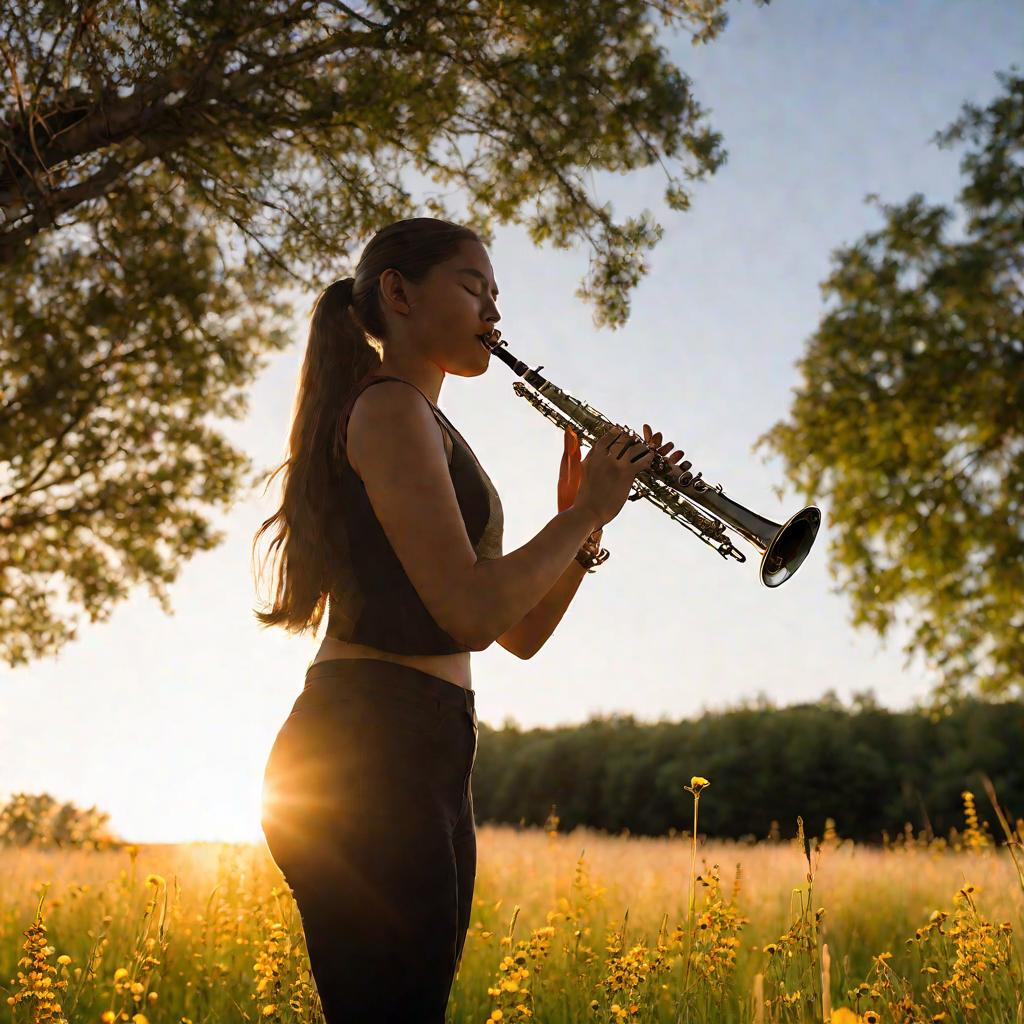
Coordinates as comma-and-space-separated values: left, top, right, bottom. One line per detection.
472, 693, 1024, 843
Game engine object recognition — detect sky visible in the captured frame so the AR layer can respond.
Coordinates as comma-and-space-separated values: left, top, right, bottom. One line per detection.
3, 1, 1021, 844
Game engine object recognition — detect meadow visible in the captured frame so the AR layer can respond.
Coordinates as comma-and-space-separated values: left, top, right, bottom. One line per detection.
3, 784, 1022, 1024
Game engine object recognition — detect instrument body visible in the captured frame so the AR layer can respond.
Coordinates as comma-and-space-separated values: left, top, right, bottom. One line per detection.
479, 329, 820, 588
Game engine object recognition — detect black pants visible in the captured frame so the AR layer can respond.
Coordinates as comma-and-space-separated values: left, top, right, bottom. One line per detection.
260, 657, 479, 1023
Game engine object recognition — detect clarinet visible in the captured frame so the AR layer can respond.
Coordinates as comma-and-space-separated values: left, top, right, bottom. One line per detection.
477, 329, 821, 588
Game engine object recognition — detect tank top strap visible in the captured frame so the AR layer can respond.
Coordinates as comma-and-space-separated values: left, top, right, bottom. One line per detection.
338, 373, 453, 462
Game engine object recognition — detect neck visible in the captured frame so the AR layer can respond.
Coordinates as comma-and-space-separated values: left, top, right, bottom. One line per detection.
372, 357, 444, 406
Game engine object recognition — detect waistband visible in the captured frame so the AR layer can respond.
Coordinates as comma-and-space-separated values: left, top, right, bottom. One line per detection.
303, 657, 475, 714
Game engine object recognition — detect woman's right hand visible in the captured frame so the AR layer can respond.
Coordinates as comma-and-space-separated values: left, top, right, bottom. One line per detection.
572, 424, 661, 530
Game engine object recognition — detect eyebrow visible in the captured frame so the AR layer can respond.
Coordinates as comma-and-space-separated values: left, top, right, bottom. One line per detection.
458, 267, 499, 298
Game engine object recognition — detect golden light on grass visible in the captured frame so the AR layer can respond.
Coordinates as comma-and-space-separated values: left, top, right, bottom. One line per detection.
3, 776, 1023, 1022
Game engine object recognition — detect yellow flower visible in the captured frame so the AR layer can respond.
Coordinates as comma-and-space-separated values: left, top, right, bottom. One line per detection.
690, 776, 710, 792
829, 1010, 862, 1024
100, 1013, 116, 1023
864, 1012, 880, 1024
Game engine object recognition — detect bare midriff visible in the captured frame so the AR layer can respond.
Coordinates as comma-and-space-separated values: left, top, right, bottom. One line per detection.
309, 636, 472, 690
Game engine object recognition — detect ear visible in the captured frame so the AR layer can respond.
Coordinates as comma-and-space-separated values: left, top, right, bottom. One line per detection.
378, 267, 413, 315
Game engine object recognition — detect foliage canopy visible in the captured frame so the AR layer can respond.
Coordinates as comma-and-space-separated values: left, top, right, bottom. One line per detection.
757, 69, 1024, 704
0, 0, 766, 666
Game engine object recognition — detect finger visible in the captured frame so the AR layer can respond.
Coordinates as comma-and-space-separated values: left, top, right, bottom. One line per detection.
606, 426, 627, 452
629, 446, 658, 465
616, 431, 643, 458
623, 437, 650, 461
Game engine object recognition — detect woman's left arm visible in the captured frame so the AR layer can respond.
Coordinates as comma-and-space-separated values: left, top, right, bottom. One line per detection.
496, 534, 599, 659
497, 422, 681, 659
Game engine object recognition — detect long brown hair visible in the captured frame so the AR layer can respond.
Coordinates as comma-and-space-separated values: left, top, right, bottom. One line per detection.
251, 217, 481, 635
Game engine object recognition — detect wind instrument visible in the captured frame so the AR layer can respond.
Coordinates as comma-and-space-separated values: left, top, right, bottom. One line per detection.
478, 329, 820, 588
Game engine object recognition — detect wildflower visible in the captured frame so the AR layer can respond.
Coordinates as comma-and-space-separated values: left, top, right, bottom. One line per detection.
7, 914, 70, 1023
687, 776, 710, 795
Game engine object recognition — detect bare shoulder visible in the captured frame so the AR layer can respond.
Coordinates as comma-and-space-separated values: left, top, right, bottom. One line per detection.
346, 379, 440, 479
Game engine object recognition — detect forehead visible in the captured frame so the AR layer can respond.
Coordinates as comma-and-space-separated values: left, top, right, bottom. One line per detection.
450, 239, 492, 271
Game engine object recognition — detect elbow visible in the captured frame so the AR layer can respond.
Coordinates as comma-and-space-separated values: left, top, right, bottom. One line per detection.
444, 615, 491, 653
452, 624, 520, 656
450, 606, 499, 653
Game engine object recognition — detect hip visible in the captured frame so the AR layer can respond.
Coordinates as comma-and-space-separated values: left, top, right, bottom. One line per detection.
262, 658, 478, 835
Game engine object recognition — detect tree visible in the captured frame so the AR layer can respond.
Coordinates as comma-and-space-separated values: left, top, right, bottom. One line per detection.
757, 68, 1024, 704
0, 791, 123, 848
0, 0, 769, 668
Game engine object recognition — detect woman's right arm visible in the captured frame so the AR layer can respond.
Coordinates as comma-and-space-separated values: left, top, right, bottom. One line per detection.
345, 380, 601, 651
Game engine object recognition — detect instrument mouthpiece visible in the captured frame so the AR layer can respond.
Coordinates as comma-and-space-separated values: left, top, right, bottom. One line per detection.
478, 328, 503, 351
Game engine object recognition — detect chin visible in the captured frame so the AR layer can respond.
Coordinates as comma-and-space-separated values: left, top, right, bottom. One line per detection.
463, 348, 490, 377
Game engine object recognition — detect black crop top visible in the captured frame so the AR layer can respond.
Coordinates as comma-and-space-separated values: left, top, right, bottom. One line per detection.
324, 373, 503, 654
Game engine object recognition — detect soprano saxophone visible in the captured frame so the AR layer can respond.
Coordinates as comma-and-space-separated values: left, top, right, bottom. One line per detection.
477, 328, 821, 588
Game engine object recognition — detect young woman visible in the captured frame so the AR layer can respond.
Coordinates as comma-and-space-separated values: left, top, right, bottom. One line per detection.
253, 217, 685, 1022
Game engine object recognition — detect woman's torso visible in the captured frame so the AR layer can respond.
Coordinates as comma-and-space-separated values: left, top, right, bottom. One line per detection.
310, 374, 481, 690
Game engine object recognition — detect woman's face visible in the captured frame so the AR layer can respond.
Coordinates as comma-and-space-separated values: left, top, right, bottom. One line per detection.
400, 238, 502, 377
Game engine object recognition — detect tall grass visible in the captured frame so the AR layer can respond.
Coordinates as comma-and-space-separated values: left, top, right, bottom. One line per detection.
2, 779, 1022, 1023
